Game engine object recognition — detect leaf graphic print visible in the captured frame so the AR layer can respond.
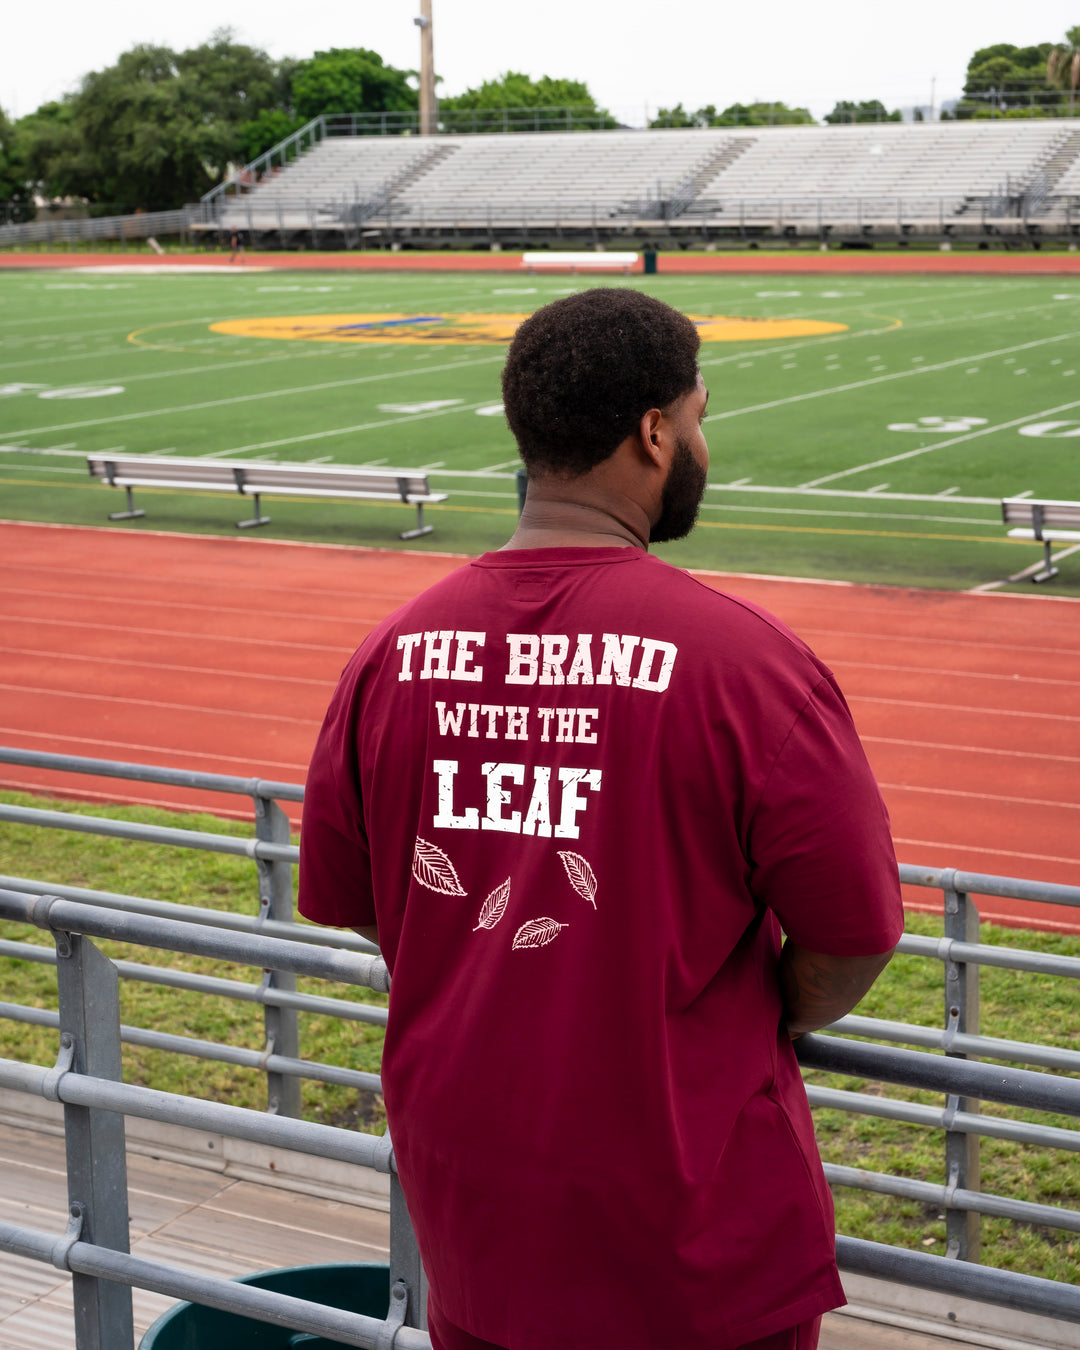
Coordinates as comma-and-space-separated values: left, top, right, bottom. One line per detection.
512, 917, 568, 951
412, 837, 467, 896
557, 851, 597, 908
473, 878, 511, 931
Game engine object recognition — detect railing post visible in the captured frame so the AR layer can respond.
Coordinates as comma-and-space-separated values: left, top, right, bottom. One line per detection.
390, 1164, 429, 1330
943, 879, 981, 1262
254, 794, 301, 1118
55, 929, 134, 1349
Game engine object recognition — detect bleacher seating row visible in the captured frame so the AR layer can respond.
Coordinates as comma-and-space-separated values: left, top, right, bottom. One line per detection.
214, 120, 1080, 234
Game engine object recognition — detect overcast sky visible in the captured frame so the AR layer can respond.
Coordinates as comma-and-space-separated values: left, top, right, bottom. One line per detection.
3, 0, 1077, 123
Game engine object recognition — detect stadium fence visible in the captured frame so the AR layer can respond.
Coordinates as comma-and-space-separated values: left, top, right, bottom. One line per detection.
0, 746, 1079, 1346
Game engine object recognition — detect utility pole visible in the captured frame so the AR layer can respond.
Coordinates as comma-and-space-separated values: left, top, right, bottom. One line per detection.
415, 0, 436, 135
929, 75, 937, 122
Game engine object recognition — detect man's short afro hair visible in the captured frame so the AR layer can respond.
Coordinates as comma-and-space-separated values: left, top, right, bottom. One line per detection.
501, 288, 701, 477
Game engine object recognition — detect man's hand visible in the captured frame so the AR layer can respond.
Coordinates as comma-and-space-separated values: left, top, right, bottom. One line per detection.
779, 941, 895, 1039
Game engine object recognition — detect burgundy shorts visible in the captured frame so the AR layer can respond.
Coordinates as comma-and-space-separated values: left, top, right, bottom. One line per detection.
426, 1301, 822, 1350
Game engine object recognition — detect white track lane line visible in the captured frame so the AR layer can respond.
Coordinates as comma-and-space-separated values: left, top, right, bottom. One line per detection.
0, 645, 336, 686
863, 734, 1080, 764
879, 782, 1080, 811
0, 613, 354, 654
833, 659, 1076, 687
891, 836, 1080, 867
0, 586, 384, 624
848, 693, 1080, 722
0, 681, 321, 725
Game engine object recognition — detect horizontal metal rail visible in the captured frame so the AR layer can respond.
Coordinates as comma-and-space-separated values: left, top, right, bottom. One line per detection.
4, 1211, 1079, 1339
0, 874, 379, 955
831, 1014, 1080, 1074
0, 1218, 428, 1350
797, 1035, 1080, 1117
825, 1163, 1080, 1234
900, 931, 1080, 978
0, 804, 297, 863
836, 1236, 1080, 1322
0, 1003, 382, 1093
0, 746, 304, 801
0, 1057, 393, 1171
897, 863, 1080, 909
807, 1086, 1080, 1153
0, 891, 388, 992
0, 936, 388, 1025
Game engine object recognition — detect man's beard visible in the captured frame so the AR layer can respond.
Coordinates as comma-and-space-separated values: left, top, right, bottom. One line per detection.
650, 435, 708, 543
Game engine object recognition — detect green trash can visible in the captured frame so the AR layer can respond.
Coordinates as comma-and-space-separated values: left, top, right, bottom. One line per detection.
642, 250, 658, 275
139, 1262, 391, 1350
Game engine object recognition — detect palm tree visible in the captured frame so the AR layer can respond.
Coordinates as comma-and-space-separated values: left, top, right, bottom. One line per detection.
1047, 27, 1080, 116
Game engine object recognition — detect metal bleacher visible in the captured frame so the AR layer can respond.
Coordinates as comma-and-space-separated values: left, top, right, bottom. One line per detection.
207, 118, 1080, 245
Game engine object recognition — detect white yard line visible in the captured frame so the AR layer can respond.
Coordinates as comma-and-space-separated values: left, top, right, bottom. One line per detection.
0, 354, 504, 439
200, 399, 499, 457
703, 328, 1080, 430
700, 296, 1077, 370
803, 395, 1080, 488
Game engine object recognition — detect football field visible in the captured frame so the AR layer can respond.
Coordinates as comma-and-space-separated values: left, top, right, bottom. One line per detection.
1, 265, 1079, 594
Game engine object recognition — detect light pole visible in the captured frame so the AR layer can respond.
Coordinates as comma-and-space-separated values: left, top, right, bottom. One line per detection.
415, 0, 436, 135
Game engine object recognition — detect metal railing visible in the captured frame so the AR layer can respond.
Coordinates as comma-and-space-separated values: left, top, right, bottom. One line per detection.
0, 206, 204, 249
2, 745, 1080, 1342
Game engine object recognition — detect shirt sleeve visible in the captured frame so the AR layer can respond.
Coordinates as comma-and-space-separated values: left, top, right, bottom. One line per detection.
746, 674, 904, 956
297, 687, 377, 931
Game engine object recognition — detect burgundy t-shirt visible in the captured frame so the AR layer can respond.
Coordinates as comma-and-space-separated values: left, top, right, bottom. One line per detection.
299, 547, 903, 1350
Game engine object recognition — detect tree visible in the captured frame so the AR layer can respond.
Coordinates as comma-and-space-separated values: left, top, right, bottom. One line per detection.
824, 100, 901, 124
1047, 26, 1080, 113
439, 72, 617, 130
714, 101, 814, 126
18, 32, 288, 210
0, 106, 34, 220
291, 48, 417, 121
236, 108, 307, 163
960, 42, 1053, 116
649, 104, 719, 129
649, 100, 813, 129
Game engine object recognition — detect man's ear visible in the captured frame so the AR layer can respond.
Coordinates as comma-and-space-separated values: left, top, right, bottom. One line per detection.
636, 407, 665, 467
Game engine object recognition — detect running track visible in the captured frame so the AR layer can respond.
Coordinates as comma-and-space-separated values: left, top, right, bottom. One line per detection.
1, 521, 1077, 933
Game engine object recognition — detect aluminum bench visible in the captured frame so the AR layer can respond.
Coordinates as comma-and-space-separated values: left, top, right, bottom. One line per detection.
1001, 497, 1080, 582
521, 251, 639, 274
87, 454, 448, 540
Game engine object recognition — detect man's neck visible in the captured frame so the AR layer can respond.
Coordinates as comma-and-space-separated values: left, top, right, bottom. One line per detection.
501, 490, 650, 553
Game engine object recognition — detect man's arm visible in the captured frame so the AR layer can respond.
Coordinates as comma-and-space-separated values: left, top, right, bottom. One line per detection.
779, 941, 895, 1039
353, 925, 380, 946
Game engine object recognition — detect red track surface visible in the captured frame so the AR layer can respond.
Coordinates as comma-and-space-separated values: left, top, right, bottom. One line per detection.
2, 251, 1079, 275
1, 521, 1077, 932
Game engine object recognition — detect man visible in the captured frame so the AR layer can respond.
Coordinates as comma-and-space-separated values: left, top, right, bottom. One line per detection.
299, 288, 904, 1350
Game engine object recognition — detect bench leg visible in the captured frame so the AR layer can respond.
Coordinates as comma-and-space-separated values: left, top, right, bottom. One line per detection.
109, 486, 145, 521
237, 493, 271, 529
1032, 538, 1059, 584
400, 503, 434, 541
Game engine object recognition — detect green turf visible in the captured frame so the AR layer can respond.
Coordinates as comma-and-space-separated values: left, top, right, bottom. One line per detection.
2, 267, 1079, 593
